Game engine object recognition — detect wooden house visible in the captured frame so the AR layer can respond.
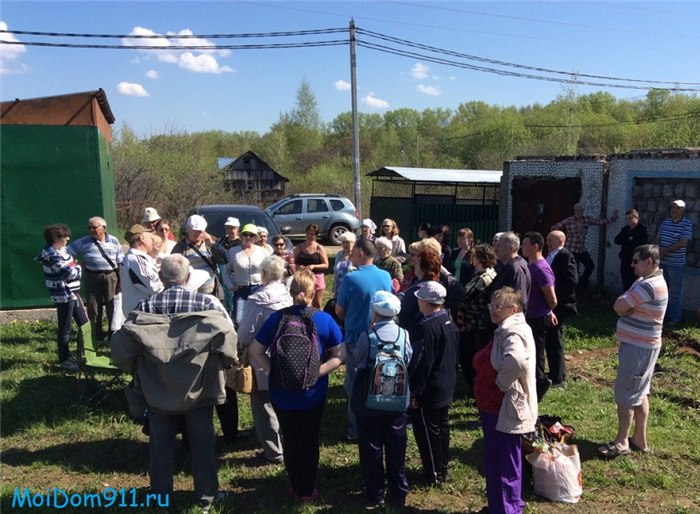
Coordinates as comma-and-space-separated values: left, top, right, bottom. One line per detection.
221, 151, 288, 203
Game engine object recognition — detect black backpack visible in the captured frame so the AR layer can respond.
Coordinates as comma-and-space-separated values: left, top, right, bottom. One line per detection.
269, 307, 321, 390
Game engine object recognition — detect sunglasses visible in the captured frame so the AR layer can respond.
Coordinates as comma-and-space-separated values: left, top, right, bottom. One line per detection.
242, 233, 256, 238
88, 226, 101, 230
632, 258, 644, 264
488, 304, 512, 311
274, 243, 285, 247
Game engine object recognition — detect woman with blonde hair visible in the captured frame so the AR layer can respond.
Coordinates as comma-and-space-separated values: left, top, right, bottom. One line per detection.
473, 286, 536, 514
380, 218, 406, 258
250, 270, 346, 504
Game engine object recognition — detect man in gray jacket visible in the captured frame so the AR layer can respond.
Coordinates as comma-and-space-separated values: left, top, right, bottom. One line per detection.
112, 254, 237, 513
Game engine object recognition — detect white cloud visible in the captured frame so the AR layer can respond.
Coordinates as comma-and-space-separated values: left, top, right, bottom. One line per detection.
334, 79, 351, 91
432, 75, 442, 81
417, 84, 442, 96
362, 92, 389, 109
146, 69, 159, 79
450, 75, 456, 81
179, 52, 232, 74
116, 82, 149, 97
411, 62, 429, 79
0, 21, 28, 75
122, 26, 233, 74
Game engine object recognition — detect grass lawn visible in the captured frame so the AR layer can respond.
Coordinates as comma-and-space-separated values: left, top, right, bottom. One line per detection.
1, 291, 700, 514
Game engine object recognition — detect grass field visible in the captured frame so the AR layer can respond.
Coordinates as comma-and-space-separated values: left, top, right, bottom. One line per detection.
1, 291, 699, 514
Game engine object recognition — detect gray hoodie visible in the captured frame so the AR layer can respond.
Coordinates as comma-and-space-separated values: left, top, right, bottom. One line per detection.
237, 280, 293, 389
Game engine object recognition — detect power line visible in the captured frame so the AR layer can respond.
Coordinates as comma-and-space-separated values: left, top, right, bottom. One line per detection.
2, 28, 347, 39
356, 40, 700, 92
0, 39, 347, 50
357, 28, 700, 87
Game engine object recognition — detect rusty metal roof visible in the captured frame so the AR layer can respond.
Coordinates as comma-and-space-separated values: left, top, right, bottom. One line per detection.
367, 166, 502, 183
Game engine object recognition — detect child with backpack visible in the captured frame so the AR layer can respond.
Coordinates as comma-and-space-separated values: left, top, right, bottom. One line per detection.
249, 270, 346, 504
351, 291, 413, 509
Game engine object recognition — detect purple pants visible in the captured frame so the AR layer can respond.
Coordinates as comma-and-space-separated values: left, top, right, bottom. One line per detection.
479, 410, 524, 514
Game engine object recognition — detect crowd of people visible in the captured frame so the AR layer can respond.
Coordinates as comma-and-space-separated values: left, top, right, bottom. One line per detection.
35, 199, 691, 513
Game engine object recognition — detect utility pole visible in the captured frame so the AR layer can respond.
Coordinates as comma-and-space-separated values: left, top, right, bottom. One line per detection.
350, 19, 361, 218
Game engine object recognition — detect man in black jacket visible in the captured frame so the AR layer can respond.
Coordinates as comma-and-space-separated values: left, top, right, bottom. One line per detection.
544, 231, 578, 386
614, 209, 648, 292
408, 281, 460, 487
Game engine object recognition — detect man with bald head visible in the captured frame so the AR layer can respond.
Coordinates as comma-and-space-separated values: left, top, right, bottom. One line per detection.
552, 203, 618, 288
544, 230, 578, 386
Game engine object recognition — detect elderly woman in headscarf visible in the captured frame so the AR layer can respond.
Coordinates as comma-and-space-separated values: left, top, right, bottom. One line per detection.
358, 219, 377, 244
256, 226, 274, 254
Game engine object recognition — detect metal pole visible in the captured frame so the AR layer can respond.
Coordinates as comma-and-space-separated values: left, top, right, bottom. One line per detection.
350, 19, 361, 219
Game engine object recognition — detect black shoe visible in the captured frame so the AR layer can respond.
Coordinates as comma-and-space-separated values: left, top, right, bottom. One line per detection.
256, 451, 283, 465
537, 377, 552, 402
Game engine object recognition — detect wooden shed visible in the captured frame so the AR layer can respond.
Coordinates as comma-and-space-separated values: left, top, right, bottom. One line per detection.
221, 151, 288, 203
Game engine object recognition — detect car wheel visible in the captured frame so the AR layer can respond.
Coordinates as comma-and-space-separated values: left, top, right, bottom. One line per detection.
328, 224, 349, 245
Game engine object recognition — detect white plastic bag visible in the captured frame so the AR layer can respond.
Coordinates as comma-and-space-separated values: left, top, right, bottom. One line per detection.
110, 293, 126, 333
526, 444, 582, 503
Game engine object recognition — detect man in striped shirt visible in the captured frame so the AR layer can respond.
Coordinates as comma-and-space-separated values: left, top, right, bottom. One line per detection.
654, 199, 693, 323
598, 244, 667, 458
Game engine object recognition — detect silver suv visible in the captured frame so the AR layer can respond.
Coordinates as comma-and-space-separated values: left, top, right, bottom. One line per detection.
266, 194, 360, 245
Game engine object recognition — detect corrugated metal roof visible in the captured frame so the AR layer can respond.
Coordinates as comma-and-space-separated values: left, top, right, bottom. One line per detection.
367, 166, 502, 183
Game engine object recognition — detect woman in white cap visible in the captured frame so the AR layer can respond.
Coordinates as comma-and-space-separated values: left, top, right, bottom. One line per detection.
358, 219, 377, 244
224, 223, 267, 327
219, 217, 241, 250
352, 291, 413, 509
256, 226, 274, 255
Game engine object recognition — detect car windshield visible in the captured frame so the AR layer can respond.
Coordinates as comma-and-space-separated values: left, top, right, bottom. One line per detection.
265, 198, 287, 213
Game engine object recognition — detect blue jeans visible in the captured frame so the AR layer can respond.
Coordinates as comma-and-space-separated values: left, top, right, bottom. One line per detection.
148, 405, 218, 505
55, 297, 88, 363
661, 264, 684, 323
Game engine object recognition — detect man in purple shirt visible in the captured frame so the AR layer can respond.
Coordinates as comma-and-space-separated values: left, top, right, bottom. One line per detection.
521, 232, 557, 402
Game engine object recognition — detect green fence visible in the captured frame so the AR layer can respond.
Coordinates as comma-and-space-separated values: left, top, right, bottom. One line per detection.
369, 198, 499, 247
1, 125, 117, 309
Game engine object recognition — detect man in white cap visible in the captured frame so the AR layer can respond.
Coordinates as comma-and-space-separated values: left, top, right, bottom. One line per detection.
172, 215, 225, 300
654, 199, 693, 323
409, 280, 460, 487
141, 207, 162, 231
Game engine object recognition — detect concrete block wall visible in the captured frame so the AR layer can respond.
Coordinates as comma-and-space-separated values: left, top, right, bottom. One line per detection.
606, 155, 700, 313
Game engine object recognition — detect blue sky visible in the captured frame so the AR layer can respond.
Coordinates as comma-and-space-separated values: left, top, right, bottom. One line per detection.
2, 1, 699, 137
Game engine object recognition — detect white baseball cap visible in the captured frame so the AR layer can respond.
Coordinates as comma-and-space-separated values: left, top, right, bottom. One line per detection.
671, 199, 686, 208
224, 217, 240, 227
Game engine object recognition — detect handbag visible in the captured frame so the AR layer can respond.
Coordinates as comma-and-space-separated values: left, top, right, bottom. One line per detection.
110, 293, 126, 332
231, 348, 254, 394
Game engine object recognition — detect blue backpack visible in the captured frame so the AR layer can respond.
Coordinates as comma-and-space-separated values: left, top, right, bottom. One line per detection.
363, 327, 409, 412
